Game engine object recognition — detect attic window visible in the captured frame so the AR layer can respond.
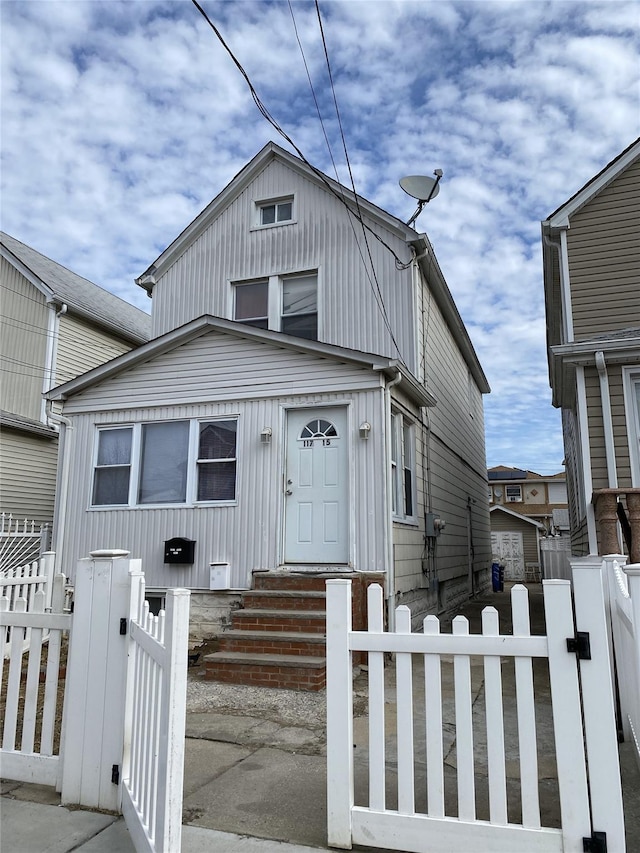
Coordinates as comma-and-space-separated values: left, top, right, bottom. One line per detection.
258, 198, 293, 226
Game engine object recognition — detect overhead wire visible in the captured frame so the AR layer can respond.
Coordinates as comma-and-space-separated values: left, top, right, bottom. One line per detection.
189, 0, 413, 273
288, 1, 402, 358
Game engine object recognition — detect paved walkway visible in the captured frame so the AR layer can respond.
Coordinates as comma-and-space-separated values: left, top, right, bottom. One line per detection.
2, 583, 639, 852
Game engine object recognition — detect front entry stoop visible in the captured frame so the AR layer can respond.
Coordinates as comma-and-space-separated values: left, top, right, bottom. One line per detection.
203, 570, 384, 691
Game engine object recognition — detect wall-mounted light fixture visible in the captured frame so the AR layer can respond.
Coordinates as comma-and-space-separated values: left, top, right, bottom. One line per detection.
359, 421, 371, 440
260, 427, 272, 444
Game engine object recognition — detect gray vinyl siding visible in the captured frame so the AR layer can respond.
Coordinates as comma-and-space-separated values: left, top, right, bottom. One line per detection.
568, 156, 640, 341
56, 332, 389, 586
55, 313, 135, 387
571, 517, 590, 557
0, 428, 58, 524
58, 389, 387, 588
150, 159, 416, 373
490, 512, 539, 564
62, 330, 383, 415
419, 267, 491, 584
1, 258, 48, 421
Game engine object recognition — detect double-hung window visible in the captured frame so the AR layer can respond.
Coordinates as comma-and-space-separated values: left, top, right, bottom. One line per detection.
233, 272, 318, 341
92, 418, 238, 507
257, 197, 293, 227
391, 412, 416, 522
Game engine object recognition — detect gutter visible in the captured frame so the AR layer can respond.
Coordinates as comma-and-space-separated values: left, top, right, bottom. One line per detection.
384, 371, 402, 631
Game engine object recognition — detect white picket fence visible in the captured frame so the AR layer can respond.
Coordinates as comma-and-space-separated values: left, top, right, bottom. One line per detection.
600, 555, 640, 768
1, 553, 56, 658
0, 573, 71, 785
0, 551, 190, 853
122, 569, 190, 853
326, 575, 624, 853
0, 513, 50, 573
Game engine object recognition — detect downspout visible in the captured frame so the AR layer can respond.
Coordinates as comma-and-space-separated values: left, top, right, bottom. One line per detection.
46, 400, 73, 575
384, 371, 402, 630
42, 302, 66, 422
576, 367, 598, 553
595, 351, 618, 488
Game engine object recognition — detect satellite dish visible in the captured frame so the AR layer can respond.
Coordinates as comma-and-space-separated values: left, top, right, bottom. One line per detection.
400, 175, 441, 202
399, 169, 443, 226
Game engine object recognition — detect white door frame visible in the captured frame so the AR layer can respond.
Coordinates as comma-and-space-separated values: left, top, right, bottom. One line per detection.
282, 404, 350, 566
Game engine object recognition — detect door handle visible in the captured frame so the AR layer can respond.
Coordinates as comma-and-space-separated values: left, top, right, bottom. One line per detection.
285, 489, 293, 496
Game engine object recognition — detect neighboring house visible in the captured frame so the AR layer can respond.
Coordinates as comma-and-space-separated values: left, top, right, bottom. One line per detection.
542, 138, 640, 562
0, 232, 151, 534
45, 142, 491, 649
488, 466, 568, 581
488, 466, 568, 534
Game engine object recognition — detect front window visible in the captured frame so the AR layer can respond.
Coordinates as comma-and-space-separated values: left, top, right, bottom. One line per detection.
506, 485, 523, 502
282, 274, 317, 340
93, 428, 132, 505
197, 421, 237, 501
234, 281, 269, 329
391, 412, 416, 522
91, 418, 238, 507
139, 422, 189, 504
233, 272, 318, 341
623, 368, 640, 486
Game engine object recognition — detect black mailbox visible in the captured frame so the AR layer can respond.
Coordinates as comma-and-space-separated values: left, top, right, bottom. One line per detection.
164, 537, 195, 564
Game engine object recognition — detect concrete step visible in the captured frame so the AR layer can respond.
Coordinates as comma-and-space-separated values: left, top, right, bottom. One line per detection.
241, 589, 326, 610
217, 629, 326, 657
231, 608, 326, 634
203, 651, 326, 691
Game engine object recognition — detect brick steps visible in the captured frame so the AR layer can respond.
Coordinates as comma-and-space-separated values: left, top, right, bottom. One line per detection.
203, 570, 384, 691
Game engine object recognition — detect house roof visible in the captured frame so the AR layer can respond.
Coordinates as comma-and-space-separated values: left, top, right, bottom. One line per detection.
45, 314, 437, 409
543, 137, 640, 229
490, 505, 544, 529
488, 466, 565, 482
0, 410, 57, 439
135, 142, 489, 395
1, 232, 151, 345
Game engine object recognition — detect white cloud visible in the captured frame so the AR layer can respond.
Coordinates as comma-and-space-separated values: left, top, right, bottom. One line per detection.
1, 0, 638, 473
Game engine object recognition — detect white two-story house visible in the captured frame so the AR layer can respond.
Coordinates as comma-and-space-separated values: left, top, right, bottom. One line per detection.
46, 143, 491, 681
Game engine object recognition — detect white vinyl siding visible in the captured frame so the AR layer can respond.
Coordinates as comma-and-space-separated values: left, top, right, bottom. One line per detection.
56, 314, 136, 387
150, 158, 417, 372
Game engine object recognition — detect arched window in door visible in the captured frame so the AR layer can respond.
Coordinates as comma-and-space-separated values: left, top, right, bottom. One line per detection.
299, 419, 338, 440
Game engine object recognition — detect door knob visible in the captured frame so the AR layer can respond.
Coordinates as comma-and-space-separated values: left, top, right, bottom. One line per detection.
285, 489, 293, 496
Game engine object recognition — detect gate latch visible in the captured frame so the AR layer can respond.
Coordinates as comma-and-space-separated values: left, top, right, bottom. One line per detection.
119, 618, 127, 636
583, 831, 607, 852
567, 631, 591, 660
111, 764, 120, 785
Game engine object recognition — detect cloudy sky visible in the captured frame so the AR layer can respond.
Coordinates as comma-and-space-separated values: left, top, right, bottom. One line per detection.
2, 1, 638, 474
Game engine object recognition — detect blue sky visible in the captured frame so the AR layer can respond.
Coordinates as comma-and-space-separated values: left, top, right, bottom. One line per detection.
2, 0, 638, 474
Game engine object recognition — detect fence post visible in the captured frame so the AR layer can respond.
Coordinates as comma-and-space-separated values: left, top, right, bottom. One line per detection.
60, 550, 133, 811
623, 563, 640, 766
571, 557, 625, 852
41, 551, 55, 611
326, 579, 354, 850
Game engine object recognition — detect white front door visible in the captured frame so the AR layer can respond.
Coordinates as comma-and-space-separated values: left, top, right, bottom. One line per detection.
284, 407, 349, 564
491, 531, 525, 581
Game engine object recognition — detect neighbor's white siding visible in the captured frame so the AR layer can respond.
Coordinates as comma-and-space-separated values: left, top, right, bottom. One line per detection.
55, 313, 135, 387
0, 428, 58, 525
150, 159, 417, 373
1, 257, 48, 422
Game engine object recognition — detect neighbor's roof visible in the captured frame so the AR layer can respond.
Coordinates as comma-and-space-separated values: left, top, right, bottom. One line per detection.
1, 232, 151, 345
488, 466, 565, 481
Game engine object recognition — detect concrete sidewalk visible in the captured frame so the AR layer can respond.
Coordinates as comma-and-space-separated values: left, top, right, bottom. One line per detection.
3, 583, 639, 852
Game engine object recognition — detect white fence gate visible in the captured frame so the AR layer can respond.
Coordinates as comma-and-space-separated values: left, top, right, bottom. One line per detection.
0, 550, 190, 853
326, 573, 624, 852
0, 513, 50, 572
